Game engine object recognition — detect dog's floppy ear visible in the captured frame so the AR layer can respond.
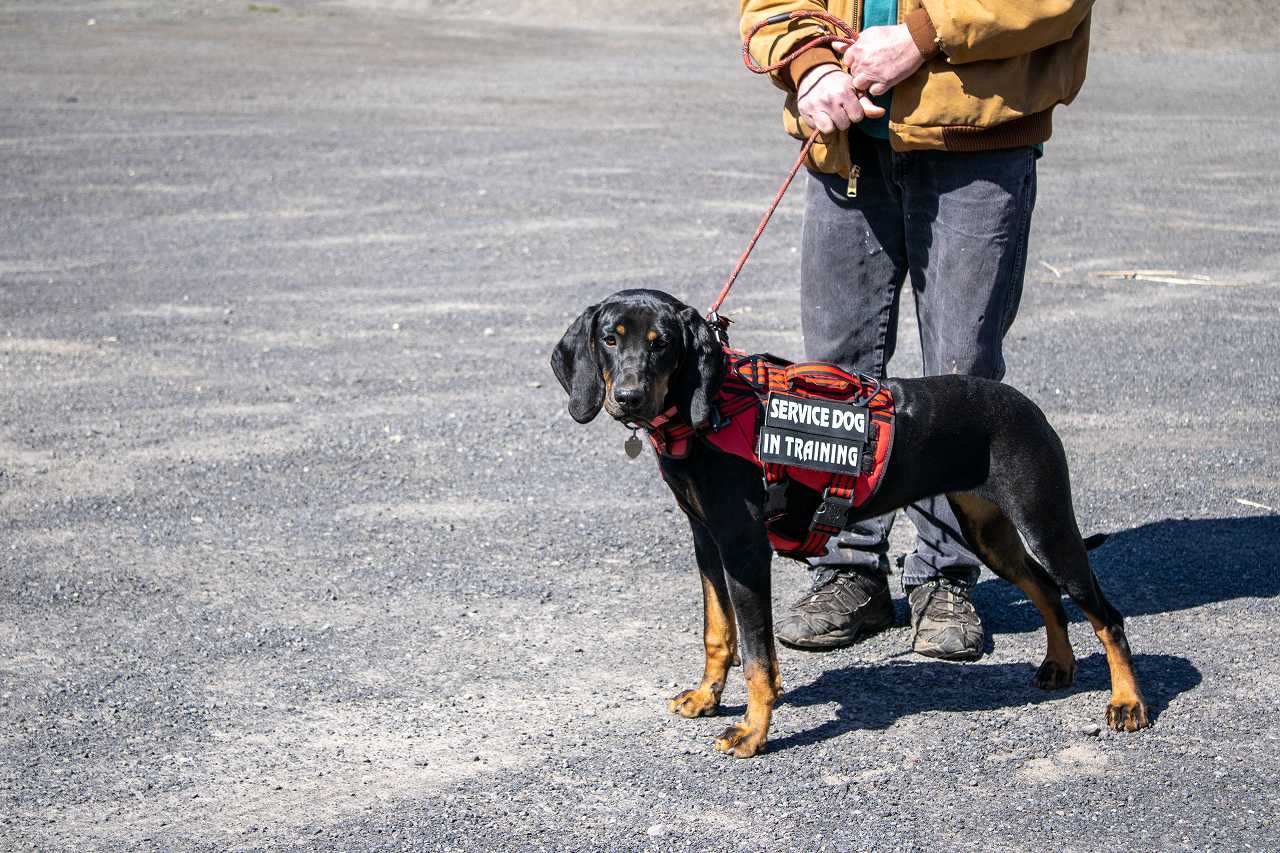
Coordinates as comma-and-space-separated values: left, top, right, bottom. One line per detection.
677, 306, 724, 430
551, 303, 605, 424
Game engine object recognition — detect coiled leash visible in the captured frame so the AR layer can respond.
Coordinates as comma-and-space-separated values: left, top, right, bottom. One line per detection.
706, 10, 861, 338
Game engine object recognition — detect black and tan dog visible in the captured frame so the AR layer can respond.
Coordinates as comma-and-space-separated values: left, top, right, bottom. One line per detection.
552, 289, 1149, 758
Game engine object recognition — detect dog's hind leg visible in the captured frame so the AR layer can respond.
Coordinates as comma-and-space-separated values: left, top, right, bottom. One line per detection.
668, 519, 736, 719
946, 492, 1077, 690
1015, 510, 1148, 731
981, 467, 1149, 732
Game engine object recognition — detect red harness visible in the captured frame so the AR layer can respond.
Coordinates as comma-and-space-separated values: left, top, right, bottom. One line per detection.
648, 351, 896, 560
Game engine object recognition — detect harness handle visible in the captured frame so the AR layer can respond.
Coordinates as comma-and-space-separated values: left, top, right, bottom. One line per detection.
786, 367, 885, 409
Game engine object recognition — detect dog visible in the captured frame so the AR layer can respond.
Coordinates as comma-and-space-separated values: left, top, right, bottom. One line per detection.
552, 288, 1149, 758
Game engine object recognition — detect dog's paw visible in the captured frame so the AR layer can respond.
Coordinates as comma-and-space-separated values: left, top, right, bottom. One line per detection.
713, 722, 766, 758
1105, 697, 1150, 732
1031, 657, 1076, 691
666, 688, 720, 718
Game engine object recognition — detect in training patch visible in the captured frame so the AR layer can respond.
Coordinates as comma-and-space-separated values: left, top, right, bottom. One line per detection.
757, 391, 868, 475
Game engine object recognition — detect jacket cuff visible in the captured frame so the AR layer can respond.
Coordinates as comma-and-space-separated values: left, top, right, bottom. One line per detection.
905, 7, 940, 59
786, 46, 842, 91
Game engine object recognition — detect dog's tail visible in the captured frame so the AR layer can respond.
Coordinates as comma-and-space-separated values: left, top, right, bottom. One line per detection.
1083, 533, 1109, 551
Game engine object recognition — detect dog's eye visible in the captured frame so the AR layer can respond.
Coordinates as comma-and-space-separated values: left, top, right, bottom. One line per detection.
603, 335, 617, 347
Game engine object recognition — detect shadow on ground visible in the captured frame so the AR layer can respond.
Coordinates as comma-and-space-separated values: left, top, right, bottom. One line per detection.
971, 515, 1280, 635
769, 652, 1201, 751
761, 516, 1271, 751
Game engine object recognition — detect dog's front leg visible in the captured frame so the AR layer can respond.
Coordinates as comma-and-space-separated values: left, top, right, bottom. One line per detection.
713, 535, 779, 759
668, 519, 736, 718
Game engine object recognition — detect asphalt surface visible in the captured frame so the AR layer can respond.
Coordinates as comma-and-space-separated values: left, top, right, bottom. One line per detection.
2, 2, 1279, 850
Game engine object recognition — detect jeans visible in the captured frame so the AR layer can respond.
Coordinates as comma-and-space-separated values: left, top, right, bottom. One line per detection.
800, 131, 1038, 588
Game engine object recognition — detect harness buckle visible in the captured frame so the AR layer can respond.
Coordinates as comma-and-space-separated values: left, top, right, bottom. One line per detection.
708, 403, 729, 432
811, 490, 856, 534
731, 354, 769, 393
763, 481, 789, 522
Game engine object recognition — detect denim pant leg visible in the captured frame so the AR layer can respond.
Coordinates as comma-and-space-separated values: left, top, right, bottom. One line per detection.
898, 146, 1039, 588
799, 136, 908, 575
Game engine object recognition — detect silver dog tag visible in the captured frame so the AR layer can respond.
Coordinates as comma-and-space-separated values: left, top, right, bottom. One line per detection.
624, 431, 643, 459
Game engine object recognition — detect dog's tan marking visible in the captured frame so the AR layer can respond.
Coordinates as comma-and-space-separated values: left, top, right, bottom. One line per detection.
1088, 620, 1149, 731
713, 659, 778, 758
948, 492, 1147, 727
668, 574, 735, 719
947, 492, 1076, 687
646, 329, 658, 342
614, 324, 626, 336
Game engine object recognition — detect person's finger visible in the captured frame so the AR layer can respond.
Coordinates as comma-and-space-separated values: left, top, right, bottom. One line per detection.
859, 95, 886, 118
851, 73, 876, 93
829, 96, 856, 130
813, 110, 836, 135
839, 93, 865, 125
868, 82, 888, 96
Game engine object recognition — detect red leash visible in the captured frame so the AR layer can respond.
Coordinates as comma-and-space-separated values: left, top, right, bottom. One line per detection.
708, 11, 858, 321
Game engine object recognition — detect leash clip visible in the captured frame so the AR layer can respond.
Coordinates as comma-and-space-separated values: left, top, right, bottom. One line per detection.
706, 312, 733, 348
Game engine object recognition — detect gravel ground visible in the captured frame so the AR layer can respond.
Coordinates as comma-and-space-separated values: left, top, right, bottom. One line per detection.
2, 2, 1278, 850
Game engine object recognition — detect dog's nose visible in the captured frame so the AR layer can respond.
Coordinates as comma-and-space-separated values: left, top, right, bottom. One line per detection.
613, 385, 645, 409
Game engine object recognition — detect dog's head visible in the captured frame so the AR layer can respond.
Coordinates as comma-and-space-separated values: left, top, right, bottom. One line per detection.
551, 289, 724, 429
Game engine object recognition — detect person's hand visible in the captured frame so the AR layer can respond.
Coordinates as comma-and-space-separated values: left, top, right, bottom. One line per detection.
796, 62, 885, 135
840, 24, 926, 97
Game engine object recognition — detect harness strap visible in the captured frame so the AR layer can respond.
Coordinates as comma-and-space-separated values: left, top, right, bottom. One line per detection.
649, 347, 896, 561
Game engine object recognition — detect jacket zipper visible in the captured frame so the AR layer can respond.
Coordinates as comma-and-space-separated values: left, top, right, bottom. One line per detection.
847, 0, 864, 196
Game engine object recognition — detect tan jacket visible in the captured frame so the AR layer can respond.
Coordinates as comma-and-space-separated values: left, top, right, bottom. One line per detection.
741, 0, 1094, 175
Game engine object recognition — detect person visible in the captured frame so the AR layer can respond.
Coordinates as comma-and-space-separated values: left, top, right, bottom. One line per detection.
740, 0, 1095, 660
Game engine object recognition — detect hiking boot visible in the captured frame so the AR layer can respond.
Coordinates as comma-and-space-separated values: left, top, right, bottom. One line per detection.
908, 577, 985, 661
775, 566, 894, 651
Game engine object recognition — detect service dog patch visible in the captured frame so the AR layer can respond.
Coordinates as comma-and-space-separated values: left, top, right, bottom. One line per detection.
757, 392, 868, 475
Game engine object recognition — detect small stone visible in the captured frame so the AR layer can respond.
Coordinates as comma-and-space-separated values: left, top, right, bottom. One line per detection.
528, 381, 543, 389
1082, 724, 1101, 737
482, 327, 495, 336
646, 824, 667, 838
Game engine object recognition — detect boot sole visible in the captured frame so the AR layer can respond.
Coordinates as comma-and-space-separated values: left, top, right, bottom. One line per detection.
912, 641, 984, 662
776, 617, 894, 651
